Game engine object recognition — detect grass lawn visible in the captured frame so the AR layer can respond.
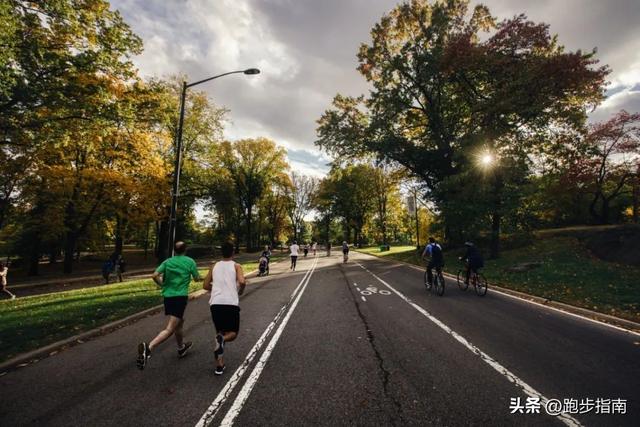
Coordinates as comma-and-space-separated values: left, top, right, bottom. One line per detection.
357, 239, 640, 323
0, 261, 260, 364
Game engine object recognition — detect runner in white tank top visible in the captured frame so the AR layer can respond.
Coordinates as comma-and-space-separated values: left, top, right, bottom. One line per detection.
209, 260, 240, 306
203, 242, 246, 375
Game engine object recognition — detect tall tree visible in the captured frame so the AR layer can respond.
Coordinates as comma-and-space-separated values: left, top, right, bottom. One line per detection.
286, 173, 317, 242
219, 138, 289, 251
317, 0, 609, 256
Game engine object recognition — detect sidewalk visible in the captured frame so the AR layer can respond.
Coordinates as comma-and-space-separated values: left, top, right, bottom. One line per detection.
7, 252, 263, 297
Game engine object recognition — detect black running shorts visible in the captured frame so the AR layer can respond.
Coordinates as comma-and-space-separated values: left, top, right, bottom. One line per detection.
210, 304, 240, 333
164, 296, 188, 319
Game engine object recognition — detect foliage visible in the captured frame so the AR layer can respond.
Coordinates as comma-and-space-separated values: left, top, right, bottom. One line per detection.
316, 0, 610, 256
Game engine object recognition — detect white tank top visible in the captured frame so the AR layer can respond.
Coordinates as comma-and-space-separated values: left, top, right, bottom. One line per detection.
209, 260, 239, 306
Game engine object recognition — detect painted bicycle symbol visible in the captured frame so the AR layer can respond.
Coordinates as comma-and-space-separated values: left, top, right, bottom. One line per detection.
359, 286, 391, 296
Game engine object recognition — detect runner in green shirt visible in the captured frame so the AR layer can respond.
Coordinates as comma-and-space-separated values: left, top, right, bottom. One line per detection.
137, 241, 201, 370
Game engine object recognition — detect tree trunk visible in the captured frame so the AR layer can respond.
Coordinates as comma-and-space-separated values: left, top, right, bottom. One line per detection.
63, 232, 77, 274
115, 215, 124, 256
489, 172, 504, 260
28, 236, 41, 276
156, 220, 169, 261
246, 204, 253, 252
489, 212, 500, 260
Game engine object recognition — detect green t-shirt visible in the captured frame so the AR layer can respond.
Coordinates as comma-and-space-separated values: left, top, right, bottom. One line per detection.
155, 255, 200, 297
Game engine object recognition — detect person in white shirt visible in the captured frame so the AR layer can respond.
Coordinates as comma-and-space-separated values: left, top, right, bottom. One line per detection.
289, 240, 300, 271
312, 241, 317, 256
0, 262, 15, 299
203, 241, 246, 376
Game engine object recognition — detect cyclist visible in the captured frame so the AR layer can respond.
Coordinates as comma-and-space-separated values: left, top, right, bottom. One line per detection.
342, 241, 349, 263
461, 241, 484, 284
421, 237, 444, 286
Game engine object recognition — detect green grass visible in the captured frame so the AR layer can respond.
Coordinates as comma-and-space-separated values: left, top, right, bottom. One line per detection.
357, 239, 640, 323
0, 262, 259, 364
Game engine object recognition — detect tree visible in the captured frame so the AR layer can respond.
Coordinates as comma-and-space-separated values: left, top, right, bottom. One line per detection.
371, 163, 405, 245
318, 165, 376, 246
561, 111, 640, 224
219, 138, 289, 251
286, 173, 317, 242
317, 0, 609, 256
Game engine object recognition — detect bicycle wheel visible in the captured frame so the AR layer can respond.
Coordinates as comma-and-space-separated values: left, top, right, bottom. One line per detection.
435, 272, 445, 296
424, 270, 432, 291
474, 273, 488, 296
457, 269, 468, 291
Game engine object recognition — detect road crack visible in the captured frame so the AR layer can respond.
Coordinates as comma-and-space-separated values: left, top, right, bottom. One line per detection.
340, 265, 406, 426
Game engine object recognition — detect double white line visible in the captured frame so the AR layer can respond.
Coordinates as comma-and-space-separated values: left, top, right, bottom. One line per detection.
195, 255, 319, 427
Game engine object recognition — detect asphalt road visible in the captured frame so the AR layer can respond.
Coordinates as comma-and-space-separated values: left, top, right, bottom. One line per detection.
0, 251, 637, 426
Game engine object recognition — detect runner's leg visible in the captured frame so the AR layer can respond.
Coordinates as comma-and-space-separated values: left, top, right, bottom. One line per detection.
174, 318, 185, 348
149, 315, 181, 350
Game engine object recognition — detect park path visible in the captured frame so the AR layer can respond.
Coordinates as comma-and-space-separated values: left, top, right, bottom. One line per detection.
0, 251, 637, 426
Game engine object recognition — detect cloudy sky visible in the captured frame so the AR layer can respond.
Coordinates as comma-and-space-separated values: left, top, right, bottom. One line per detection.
111, 0, 640, 177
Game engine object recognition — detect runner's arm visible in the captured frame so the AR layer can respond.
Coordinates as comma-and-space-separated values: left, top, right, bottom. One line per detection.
203, 265, 214, 291
151, 271, 163, 287
235, 263, 246, 295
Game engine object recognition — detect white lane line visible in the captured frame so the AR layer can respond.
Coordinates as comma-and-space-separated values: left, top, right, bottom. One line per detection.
361, 296, 367, 302
194, 262, 315, 427
356, 262, 583, 427
219, 256, 319, 426
400, 262, 640, 337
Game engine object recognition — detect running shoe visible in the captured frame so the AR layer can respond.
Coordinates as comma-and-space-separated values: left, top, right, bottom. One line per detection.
177, 341, 193, 358
214, 365, 226, 375
137, 342, 150, 370
214, 334, 225, 359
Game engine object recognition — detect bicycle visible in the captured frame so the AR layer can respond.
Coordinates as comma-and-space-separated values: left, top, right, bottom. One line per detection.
456, 260, 488, 296
424, 265, 445, 296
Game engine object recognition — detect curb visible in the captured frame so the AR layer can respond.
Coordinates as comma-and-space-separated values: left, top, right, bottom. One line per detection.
0, 289, 209, 374
355, 251, 640, 334
0, 262, 270, 374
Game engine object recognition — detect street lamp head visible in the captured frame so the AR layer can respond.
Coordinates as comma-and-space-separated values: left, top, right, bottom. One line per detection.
243, 68, 260, 75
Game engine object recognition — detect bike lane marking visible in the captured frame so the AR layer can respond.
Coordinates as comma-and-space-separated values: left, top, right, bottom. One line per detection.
194, 256, 318, 427
400, 262, 640, 337
216, 255, 319, 426
355, 261, 583, 427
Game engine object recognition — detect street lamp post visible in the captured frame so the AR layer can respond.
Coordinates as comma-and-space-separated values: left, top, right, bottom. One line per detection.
167, 68, 260, 258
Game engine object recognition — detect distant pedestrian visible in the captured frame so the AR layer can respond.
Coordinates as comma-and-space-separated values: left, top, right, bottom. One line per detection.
312, 241, 317, 256
0, 262, 16, 299
102, 258, 114, 284
342, 241, 350, 263
289, 240, 300, 271
114, 254, 126, 282
137, 241, 201, 370
303, 243, 309, 258
203, 241, 246, 375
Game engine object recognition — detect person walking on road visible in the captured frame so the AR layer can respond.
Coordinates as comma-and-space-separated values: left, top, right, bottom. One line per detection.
0, 262, 16, 299
289, 240, 300, 271
136, 241, 201, 370
203, 241, 246, 375
303, 242, 309, 258
342, 241, 349, 263
312, 241, 317, 256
